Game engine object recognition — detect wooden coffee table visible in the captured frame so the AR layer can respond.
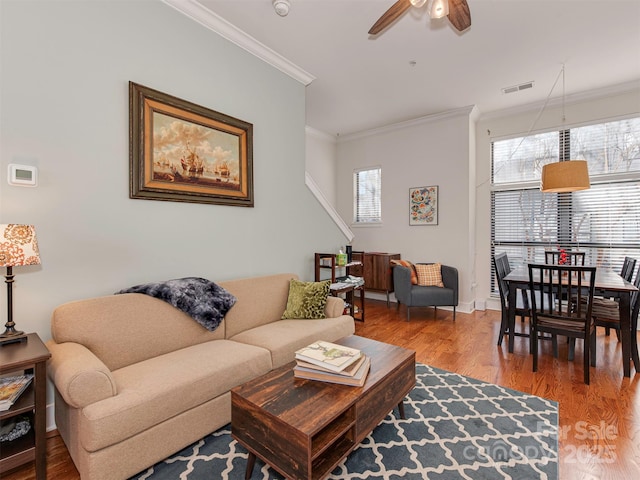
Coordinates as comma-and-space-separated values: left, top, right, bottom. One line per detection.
231, 335, 416, 480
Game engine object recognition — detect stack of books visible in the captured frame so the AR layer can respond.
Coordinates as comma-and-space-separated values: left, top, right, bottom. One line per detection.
0, 374, 34, 412
294, 340, 370, 387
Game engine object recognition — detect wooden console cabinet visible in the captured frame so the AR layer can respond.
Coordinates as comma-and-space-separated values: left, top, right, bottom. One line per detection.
351, 252, 401, 306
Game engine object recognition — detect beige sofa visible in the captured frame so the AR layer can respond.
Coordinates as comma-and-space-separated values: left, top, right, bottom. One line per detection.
46, 273, 355, 480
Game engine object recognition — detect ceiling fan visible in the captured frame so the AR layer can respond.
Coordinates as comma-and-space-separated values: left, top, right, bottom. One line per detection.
369, 0, 471, 36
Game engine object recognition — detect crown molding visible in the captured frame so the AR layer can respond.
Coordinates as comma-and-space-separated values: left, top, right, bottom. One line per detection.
337, 105, 477, 143
162, 0, 315, 86
305, 126, 337, 143
479, 80, 640, 122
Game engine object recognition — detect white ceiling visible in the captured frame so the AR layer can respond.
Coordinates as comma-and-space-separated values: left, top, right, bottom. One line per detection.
186, 0, 640, 136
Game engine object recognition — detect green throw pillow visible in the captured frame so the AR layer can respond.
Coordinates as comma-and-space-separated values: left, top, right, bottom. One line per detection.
281, 279, 330, 319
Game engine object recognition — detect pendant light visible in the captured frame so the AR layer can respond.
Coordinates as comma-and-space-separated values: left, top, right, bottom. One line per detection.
540, 160, 590, 193
540, 65, 590, 193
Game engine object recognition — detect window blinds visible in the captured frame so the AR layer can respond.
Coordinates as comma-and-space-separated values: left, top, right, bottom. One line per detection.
354, 167, 382, 223
491, 116, 640, 292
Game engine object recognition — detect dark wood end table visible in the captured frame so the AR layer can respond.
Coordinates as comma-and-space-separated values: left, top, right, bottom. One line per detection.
0, 333, 51, 479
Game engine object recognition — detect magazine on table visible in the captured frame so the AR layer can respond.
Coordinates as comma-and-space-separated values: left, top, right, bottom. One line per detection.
295, 340, 362, 373
0, 374, 34, 411
296, 352, 367, 377
294, 355, 371, 387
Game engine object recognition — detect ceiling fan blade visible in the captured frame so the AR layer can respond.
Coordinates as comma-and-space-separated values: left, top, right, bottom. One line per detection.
369, 0, 412, 35
447, 0, 471, 31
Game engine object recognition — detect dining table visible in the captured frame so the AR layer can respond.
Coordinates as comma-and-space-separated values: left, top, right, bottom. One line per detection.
503, 265, 639, 377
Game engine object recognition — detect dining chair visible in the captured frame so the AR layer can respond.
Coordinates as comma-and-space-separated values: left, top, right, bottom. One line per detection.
621, 256, 637, 282
600, 256, 637, 338
493, 252, 531, 348
589, 265, 640, 371
545, 250, 586, 266
528, 263, 597, 385
545, 249, 589, 358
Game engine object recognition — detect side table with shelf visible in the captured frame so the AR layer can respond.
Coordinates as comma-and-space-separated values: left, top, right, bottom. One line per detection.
0, 333, 51, 479
314, 253, 365, 322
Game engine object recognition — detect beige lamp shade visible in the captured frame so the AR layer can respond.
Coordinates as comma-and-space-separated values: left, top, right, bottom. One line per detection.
0, 224, 41, 267
540, 160, 590, 193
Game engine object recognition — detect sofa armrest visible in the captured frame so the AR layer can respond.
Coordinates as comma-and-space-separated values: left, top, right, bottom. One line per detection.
46, 341, 117, 408
325, 296, 345, 318
392, 266, 412, 304
441, 265, 459, 304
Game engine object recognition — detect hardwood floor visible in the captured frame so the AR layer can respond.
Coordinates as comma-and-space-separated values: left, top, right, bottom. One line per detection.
3, 300, 639, 479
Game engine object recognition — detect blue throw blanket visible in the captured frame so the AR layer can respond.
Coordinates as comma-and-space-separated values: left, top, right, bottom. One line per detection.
115, 277, 236, 331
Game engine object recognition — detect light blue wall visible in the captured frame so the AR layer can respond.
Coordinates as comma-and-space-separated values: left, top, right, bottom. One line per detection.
0, 0, 347, 343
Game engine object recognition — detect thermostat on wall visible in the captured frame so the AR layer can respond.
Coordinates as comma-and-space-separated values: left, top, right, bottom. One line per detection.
7, 164, 37, 187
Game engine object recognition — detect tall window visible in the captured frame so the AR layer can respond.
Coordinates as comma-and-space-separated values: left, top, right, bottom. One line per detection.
353, 167, 382, 224
491, 116, 640, 292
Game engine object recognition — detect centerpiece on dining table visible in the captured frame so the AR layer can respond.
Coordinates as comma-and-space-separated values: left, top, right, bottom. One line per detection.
558, 248, 568, 265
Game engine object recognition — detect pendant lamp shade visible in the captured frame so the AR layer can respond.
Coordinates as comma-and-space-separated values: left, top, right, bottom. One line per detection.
540, 160, 590, 193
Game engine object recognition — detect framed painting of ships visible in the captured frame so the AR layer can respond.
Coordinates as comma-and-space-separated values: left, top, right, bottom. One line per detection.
129, 82, 253, 206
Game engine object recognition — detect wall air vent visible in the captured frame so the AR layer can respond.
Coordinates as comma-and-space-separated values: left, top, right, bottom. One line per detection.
501, 81, 534, 95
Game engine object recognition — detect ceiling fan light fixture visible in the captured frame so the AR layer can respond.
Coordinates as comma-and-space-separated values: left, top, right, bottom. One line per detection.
369, 0, 469, 36
428, 0, 449, 19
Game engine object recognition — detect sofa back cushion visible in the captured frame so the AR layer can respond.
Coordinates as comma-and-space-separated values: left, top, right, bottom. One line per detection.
220, 273, 297, 338
51, 293, 226, 371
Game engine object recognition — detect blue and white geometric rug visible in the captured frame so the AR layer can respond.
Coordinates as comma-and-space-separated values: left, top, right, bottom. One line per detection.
131, 364, 558, 480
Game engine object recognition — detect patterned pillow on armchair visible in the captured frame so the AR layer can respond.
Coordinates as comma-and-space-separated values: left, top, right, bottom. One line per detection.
415, 263, 444, 287
391, 259, 418, 284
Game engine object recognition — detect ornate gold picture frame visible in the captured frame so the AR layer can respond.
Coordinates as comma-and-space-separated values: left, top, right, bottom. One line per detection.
129, 82, 253, 206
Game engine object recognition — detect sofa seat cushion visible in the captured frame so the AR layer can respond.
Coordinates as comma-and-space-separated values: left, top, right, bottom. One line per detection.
229, 317, 355, 369
78, 340, 271, 452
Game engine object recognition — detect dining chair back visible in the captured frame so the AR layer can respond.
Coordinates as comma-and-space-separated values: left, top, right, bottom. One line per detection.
528, 263, 597, 384
597, 256, 637, 338
545, 250, 586, 266
590, 264, 640, 372
493, 252, 511, 306
621, 256, 637, 282
493, 252, 532, 348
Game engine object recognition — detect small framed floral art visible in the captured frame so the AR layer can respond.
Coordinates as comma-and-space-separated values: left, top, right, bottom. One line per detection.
409, 186, 438, 226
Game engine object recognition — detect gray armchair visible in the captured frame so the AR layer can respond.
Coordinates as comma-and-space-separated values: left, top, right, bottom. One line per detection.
393, 263, 458, 321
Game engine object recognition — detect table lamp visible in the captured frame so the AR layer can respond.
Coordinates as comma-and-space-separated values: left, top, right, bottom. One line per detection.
0, 224, 41, 345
